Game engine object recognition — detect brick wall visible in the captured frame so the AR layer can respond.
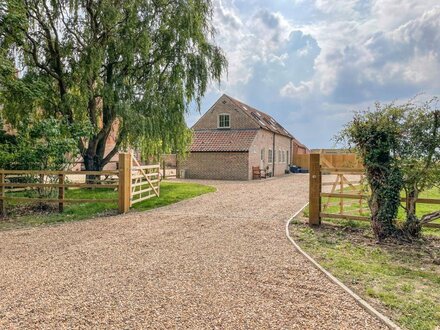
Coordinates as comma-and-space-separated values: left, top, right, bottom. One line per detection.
292, 142, 309, 157
181, 131, 292, 180
180, 152, 249, 180
192, 95, 259, 130
248, 130, 292, 178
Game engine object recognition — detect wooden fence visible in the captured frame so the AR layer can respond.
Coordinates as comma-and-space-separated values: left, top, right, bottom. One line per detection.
309, 154, 440, 229
294, 153, 362, 170
161, 154, 177, 179
0, 153, 160, 216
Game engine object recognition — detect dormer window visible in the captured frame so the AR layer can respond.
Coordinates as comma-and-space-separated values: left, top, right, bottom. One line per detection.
218, 114, 230, 128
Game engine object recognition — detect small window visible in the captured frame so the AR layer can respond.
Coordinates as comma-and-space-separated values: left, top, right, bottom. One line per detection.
218, 114, 230, 128
260, 148, 265, 161
278, 150, 282, 163
268, 149, 273, 164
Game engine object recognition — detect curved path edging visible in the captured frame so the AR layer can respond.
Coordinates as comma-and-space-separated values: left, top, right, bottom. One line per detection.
285, 204, 401, 330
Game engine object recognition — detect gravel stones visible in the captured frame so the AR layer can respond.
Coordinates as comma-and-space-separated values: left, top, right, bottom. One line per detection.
0, 175, 386, 329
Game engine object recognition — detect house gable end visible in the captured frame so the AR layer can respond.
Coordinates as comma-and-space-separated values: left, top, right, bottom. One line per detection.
192, 95, 260, 131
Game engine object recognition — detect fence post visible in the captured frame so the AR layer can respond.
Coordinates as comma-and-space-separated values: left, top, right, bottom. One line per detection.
309, 153, 321, 226
162, 159, 166, 180
0, 171, 5, 217
176, 156, 180, 179
118, 153, 131, 214
58, 173, 65, 213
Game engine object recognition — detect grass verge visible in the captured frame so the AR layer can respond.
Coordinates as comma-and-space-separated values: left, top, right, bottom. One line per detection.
0, 181, 215, 231
290, 217, 440, 330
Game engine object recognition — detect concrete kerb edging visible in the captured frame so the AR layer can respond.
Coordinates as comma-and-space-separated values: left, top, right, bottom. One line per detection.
285, 204, 401, 330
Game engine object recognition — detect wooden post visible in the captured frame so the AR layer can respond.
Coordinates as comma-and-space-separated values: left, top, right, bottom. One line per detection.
58, 173, 65, 213
0, 171, 5, 217
176, 156, 180, 179
158, 165, 161, 197
339, 174, 344, 214
359, 174, 364, 215
118, 153, 131, 214
309, 153, 321, 226
162, 159, 166, 180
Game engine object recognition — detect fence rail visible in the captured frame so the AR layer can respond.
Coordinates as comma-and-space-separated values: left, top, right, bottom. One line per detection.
309, 153, 440, 229
0, 153, 161, 216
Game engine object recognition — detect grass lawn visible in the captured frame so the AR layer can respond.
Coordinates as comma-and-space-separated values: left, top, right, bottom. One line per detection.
0, 181, 215, 231
297, 186, 440, 329
290, 218, 440, 330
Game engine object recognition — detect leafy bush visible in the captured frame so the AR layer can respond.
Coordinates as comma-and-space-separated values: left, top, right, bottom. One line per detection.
0, 118, 88, 170
0, 118, 90, 199
339, 98, 440, 239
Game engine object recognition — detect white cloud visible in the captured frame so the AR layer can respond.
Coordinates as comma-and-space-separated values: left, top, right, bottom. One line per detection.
403, 51, 440, 86
280, 81, 312, 99
371, 0, 440, 30
314, 0, 361, 17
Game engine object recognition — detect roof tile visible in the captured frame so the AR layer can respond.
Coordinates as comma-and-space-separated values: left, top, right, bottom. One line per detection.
224, 95, 308, 149
190, 130, 258, 152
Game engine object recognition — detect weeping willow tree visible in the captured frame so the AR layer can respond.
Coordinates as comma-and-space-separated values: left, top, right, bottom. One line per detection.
0, 0, 227, 171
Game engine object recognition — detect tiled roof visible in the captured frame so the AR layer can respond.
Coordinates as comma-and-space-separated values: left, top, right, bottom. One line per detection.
190, 130, 258, 152
225, 95, 304, 145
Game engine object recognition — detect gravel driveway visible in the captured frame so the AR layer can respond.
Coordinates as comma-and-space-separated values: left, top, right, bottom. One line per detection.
0, 175, 386, 329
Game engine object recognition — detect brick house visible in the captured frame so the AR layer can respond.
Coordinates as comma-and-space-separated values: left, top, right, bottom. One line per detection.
180, 94, 309, 180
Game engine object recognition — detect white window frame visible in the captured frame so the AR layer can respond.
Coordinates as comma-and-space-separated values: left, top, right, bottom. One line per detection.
260, 148, 265, 161
278, 149, 282, 163
268, 149, 273, 164
218, 113, 230, 129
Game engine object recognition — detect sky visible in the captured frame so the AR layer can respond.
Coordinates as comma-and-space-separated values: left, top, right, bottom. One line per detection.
185, 0, 440, 149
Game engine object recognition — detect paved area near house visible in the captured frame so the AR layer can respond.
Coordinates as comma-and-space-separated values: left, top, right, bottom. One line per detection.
0, 175, 385, 329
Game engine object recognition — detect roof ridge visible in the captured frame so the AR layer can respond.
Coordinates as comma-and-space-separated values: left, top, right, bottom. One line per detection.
221, 94, 308, 149
223, 94, 294, 139
224, 94, 273, 119
193, 128, 260, 132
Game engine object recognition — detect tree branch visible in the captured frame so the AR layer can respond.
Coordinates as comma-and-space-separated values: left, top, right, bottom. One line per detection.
421, 210, 440, 224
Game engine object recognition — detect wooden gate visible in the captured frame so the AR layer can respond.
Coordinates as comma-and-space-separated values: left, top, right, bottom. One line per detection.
321, 173, 366, 215
130, 155, 160, 206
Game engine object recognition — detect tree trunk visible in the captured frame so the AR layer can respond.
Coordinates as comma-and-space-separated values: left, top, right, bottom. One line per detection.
369, 188, 397, 240
83, 141, 105, 184
367, 167, 401, 241
404, 189, 422, 237
82, 131, 120, 184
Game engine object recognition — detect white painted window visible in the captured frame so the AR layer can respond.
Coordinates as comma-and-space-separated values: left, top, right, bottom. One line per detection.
218, 114, 230, 128
278, 150, 282, 163
260, 148, 265, 161
268, 149, 273, 164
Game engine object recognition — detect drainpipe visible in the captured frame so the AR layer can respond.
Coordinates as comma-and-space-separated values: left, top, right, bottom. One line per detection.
290, 138, 293, 165
272, 132, 275, 176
